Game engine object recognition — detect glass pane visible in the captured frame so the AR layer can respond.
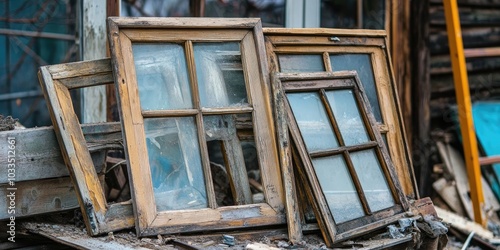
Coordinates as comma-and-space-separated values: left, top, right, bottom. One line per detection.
204, 114, 262, 206
194, 42, 248, 108
132, 43, 193, 110
278, 54, 325, 73
144, 117, 207, 211
350, 149, 394, 212
363, 0, 385, 29
320, 0, 357, 28
312, 155, 365, 223
326, 89, 369, 146
330, 54, 382, 122
287, 92, 339, 151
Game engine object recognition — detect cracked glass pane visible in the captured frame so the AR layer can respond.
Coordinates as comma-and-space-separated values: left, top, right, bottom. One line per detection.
144, 117, 207, 211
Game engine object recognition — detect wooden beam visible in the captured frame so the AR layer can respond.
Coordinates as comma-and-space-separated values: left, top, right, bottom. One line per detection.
443, 0, 485, 226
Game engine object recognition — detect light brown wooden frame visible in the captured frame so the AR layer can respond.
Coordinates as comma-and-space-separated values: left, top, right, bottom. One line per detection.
264, 28, 417, 199
274, 71, 409, 246
107, 17, 284, 236
38, 58, 134, 236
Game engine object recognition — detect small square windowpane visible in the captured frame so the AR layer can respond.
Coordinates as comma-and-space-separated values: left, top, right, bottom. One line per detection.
194, 42, 248, 108
144, 117, 208, 212
350, 149, 395, 212
330, 54, 382, 122
279, 54, 325, 73
326, 89, 369, 146
133, 43, 193, 110
287, 92, 339, 151
312, 155, 365, 223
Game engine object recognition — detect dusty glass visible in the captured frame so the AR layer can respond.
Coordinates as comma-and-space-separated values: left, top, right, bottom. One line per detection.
326, 89, 369, 146
194, 42, 248, 108
144, 117, 207, 212
278, 54, 325, 73
350, 149, 394, 212
312, 155, 365, 223
133, 43, 193, 110
287, 92, 339, 151
330, 54, 382, 122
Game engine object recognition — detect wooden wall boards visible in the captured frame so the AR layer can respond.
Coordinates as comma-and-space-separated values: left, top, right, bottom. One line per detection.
107, 17, 285, 236
263, 28, 418, 199
38, 58, 134, 235
273, 71, 409, 246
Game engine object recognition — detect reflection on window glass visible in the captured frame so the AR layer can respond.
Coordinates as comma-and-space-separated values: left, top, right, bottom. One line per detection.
287, 92, 339, 151
326, 89, 369, 146
205, 0, 285, 27
350, 149, 394, 212
278, 54, 325, 73
144, 117, 207, 212
133, 43, 193, 110
330, 54, 382, 122
362, 0, 385, 29
320, 0, 357, 28
312, 155, 365, 223
194, 42, 248, 108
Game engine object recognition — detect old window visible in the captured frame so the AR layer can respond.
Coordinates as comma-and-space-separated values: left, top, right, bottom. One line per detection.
108, 17, 284, 236
275, 71, 408, 245
264, 29, 417, 198
38, 59, 134, 236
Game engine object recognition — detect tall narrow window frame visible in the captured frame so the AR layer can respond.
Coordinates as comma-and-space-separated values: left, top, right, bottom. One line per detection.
264, 29, 417, 198
275, 71, 408, 244
108, 17, 284, 236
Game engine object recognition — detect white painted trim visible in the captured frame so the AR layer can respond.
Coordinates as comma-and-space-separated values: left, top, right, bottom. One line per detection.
285, 0, 304, 28
303, 0, 320, 28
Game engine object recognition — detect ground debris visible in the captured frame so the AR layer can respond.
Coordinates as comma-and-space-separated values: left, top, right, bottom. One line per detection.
0, 115, 18, 131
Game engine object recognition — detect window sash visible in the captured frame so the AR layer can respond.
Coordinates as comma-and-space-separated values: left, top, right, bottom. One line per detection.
109, 17, 284, 236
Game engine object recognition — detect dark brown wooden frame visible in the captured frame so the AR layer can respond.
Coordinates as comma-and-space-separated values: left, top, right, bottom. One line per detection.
273, 71, 409, 246
264, 28, 417, 199
107, 17, 285, 236
38, 58, 134, 236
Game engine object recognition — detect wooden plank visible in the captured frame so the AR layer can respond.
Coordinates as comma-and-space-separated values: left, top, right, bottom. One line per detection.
443, 0, 485, 226
429, 27, 500, 55
480, 156, 500, 166
436, 206, 500, 242
0, 177, 78, 220
48, 58, 112, 80
0, 123, 119, 183
263, 28, 387, 37
430, 6, 500, 26
433, 178, 466, 216
271, 74, 302, 244
122, 29, 248, 42
431, 55, 500, 75
109, 17, 260, 28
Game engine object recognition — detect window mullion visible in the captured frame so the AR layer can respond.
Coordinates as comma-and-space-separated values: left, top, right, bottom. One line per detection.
323, 52, 332, 72
185, 40, 217, 208
319, 89, 344, 146
343, 151, 371, 215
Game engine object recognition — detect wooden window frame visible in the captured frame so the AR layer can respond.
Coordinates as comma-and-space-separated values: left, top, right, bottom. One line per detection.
38, 59, 134, 236
107, 17, 284, 236
263, 28, 417, 199
274, 71, 409, 245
